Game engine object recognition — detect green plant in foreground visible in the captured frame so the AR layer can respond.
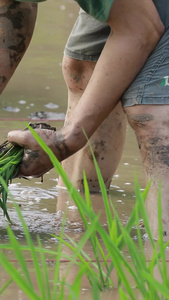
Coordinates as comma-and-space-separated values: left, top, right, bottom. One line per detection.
0, 126, 169, 299
0, 141, 23, 222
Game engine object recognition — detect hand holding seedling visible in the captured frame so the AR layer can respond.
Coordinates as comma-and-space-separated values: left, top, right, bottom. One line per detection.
0, 123, 60, 222
0, 141, 24, 222
8, 123, 57, 178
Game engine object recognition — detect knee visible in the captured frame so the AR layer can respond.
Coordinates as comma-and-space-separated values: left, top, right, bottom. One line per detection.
62, 54, 96, 93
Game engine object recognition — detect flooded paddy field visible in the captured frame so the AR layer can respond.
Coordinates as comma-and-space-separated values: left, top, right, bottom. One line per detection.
1, 121, 168, 299
0, 1, 169, 299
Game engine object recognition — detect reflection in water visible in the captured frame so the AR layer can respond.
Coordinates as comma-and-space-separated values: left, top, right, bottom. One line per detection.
3, 106, 20, 113
29, 111, 65, 120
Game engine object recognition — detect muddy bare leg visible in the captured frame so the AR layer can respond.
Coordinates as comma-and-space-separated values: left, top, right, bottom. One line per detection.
0, 0, 37, 94
58, 55, 126, 192
124, 104, 169, 240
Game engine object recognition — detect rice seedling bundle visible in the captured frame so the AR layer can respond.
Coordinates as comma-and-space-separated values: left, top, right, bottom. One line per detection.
0, 122, 56, 222
0, 140, 23, 222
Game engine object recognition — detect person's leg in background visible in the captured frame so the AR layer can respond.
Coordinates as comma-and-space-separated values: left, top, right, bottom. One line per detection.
58, 10, 127, 192
0, 0, 37, 95
122, 18, 169, 240
125, 104, 169, 240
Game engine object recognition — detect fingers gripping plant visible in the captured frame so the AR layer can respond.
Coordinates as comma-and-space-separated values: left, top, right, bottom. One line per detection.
0, 140, 24, 222
0, 123, 56, 222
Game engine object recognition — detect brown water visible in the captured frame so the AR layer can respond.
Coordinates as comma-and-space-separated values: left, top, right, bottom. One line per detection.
0, 1, 168, 299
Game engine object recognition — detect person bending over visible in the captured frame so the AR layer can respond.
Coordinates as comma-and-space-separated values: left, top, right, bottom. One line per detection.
8, 0, 164, 179
8, 0, 169, 239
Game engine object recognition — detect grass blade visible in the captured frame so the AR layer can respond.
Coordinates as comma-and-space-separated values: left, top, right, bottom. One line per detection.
0, 252, 40, 300
0, 278, 13, 295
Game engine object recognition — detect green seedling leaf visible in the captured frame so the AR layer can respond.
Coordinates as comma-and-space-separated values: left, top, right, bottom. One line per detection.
0, 141, 23, 222
0, 252, 40, 300
0, 278, 13, 295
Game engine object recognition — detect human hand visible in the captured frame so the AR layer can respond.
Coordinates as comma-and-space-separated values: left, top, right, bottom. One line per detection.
8, 126, 57, 178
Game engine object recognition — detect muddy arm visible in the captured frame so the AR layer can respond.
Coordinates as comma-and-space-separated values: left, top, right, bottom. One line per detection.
0, 0, 37, 94
56, 0, 164, 153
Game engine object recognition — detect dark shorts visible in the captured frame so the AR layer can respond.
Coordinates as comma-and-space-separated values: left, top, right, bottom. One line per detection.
122, 27, 169, 107
64, 8, 169, 107
64, 9, 110, 62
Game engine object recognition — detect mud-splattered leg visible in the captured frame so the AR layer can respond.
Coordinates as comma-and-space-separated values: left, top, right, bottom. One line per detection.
0, 0, 37, 94
58, 55, 127, 192
124, 104, 169, 240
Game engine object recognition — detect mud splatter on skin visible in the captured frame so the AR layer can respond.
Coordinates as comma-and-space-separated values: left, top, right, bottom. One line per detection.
139, 136, 169, 167
147, 138, 169, 167
93, 151, 99, 160
130, 114, 154, 127
149, 137, 161, 145
54, 132, 71, 161
84, 140, 106, 162
77, 177, 111, 192
9, 37, 26, 67
157, 145, 169, 167
95, 140, 106, 150
1, 2, 23, 30
77, 178, 100, 192
162, 120, 169, 127
0, 76, 6, 84
23, 150, 40, 169
0, 2, 29, 67
70, 73, 81, 83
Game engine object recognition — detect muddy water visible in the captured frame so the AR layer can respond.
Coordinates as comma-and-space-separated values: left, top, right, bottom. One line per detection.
0, 1, 167, 299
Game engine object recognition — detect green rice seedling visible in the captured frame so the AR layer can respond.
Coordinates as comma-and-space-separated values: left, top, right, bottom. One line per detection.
0, 140, 24, 222
0, 123, 56, 223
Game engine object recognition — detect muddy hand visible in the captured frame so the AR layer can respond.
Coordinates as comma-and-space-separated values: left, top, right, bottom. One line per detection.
8, 128, 57, 178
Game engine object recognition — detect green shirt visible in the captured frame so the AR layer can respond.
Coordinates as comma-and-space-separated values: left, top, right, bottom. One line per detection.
76, 0, 114, 22
16, 0, 46, 2
15, 0, 114, 23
